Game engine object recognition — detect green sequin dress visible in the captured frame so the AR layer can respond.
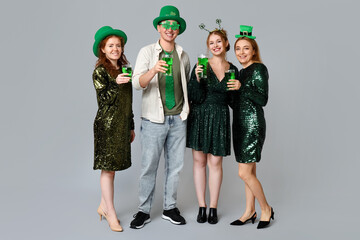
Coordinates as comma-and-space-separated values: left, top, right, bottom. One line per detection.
186, 63, 238, 156
230, 63, 269, 163
93, 65, 134, 171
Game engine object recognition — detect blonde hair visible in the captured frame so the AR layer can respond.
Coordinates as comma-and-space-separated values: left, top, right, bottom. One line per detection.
234, 37, 262, 63
207, 29, 230, 52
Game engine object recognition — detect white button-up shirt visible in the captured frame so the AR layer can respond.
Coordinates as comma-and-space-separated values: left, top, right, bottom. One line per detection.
132, 41, 191, 123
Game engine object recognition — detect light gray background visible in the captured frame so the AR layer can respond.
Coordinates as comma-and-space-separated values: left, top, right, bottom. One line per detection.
1, 0, 359, 239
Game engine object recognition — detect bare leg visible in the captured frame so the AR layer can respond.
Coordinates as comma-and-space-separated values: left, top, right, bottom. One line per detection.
100, 195, 107, 212
100, 170, 122, 229
192, 150, 207, 207
238, 163, 272, 221
207, 154, 223, 208
239, 165, 257, 221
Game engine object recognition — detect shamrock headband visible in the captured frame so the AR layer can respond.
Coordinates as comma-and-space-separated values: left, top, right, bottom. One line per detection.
160, 20, 180, 31
199, 19, 225, 35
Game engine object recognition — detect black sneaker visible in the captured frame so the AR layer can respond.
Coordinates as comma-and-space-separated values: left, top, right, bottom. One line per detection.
162, 208, 186, 225
130, 211, 151, 229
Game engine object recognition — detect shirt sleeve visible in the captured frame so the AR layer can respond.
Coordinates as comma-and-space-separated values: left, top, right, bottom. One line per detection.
93, 67, 119, 108
184, 52, 191, 82
243, 64, 269, 106
132, 46, 151, 90
130, 87, 135, 130
188, 64, 207, 104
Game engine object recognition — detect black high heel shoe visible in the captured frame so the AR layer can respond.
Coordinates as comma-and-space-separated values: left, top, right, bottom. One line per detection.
230, 212, 257, 225
197, 207, 207, 223
257, 207, 274, 229
208, 208, 218, 224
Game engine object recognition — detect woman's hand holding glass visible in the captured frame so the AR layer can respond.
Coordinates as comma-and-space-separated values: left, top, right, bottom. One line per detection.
227, 79, 241, 90
116, 73, 131, 84
195, 63, 203, 82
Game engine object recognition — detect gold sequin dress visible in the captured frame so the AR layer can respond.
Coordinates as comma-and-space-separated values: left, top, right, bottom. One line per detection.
93, 65, 134, 171
230, 63, 269, 163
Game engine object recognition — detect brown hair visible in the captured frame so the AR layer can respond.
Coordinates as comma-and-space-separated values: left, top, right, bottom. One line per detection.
206, 29, 230, 52
234, 37, 262, 63
95, 35, 129, 78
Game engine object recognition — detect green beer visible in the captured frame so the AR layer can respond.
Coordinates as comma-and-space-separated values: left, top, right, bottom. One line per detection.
162, 54, 173, 76
229, 69, 235, 79
198, 54, 208, 78
122, 65, 132, 82
226, 69, 236, 90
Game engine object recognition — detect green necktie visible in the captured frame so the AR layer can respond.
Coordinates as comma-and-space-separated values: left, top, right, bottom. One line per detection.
165, 75, 175, 109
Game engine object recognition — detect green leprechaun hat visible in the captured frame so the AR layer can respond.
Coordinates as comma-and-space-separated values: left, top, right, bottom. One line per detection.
235, 25, 256, 39
153, 5, 186, 35
93, 26, 127, 57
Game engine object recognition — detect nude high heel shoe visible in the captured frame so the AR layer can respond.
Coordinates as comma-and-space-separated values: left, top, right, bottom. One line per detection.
97, 206, 106, 221
97, 206, 123, 232
98, 206, 120, 223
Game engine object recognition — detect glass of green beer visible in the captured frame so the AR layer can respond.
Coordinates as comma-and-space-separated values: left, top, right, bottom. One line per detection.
162, 54, 173, 76
122, 64, 132, 82
198, 54, 208, 78
226, 69, 236, 90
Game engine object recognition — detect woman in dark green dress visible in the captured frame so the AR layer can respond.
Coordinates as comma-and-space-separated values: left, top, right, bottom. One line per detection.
187, 23, 240, 224
229, 25, 274, 229
92, 26, 135, 232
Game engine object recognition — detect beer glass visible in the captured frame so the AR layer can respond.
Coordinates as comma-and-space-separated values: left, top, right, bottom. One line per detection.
162, 54, 173, 76
198, 54, 208, 78
226, 69, 236, 90
122, 64, 132, 82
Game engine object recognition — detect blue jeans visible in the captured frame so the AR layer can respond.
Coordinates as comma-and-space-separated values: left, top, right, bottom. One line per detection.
138, 115, 187, 214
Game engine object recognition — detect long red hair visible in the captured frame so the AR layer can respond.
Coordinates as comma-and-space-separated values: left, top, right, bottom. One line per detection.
95, 35, 129, 78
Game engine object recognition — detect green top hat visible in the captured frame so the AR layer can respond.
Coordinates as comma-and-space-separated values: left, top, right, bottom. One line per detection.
235, 25, 256, 39
93, 26, 127, 57
153, 5, 186, 35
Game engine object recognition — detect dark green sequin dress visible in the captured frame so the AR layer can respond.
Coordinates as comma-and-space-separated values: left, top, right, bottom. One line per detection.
186, 63, 238, 156
230, 63, 269, 163
93, 65, 134, 171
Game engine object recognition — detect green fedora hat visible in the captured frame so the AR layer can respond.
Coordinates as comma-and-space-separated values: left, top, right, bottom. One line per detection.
153, 5, 186, 35
93, 26, 127, 57
235, 25, 256, 39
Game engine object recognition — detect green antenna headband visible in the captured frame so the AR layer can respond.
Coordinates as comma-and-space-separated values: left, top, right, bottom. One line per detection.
199, 19, 225, 35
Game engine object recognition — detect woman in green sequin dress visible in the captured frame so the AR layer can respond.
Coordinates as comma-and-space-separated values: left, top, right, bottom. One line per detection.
92, 26, 134, 232
229, 26, 274, 229
187, 28, 240, 224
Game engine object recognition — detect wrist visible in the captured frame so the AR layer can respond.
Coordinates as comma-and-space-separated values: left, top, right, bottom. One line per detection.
150, 67, 156, 75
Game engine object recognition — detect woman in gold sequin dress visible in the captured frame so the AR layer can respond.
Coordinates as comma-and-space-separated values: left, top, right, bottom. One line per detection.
187, 24, 240, 224
92, 26, 135, 232
229, 25, 274, 229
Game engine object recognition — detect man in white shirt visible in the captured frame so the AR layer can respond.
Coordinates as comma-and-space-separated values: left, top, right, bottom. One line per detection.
130, 5, 190, 229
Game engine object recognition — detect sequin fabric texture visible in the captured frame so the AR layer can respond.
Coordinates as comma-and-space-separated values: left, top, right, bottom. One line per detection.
229, 63, 269, 163
93, 65, 134, 171
186, 63, 238, 156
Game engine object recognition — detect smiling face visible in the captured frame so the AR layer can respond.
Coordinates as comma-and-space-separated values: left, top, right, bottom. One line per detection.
206, 30, 229, 57
157, 20, 179, 43
101, 36, 122, 66
207, 33, 229, 56
235, 39, 255, 68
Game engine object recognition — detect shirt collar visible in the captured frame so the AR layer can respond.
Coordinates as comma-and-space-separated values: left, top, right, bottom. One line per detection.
155, 40, 182, 55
